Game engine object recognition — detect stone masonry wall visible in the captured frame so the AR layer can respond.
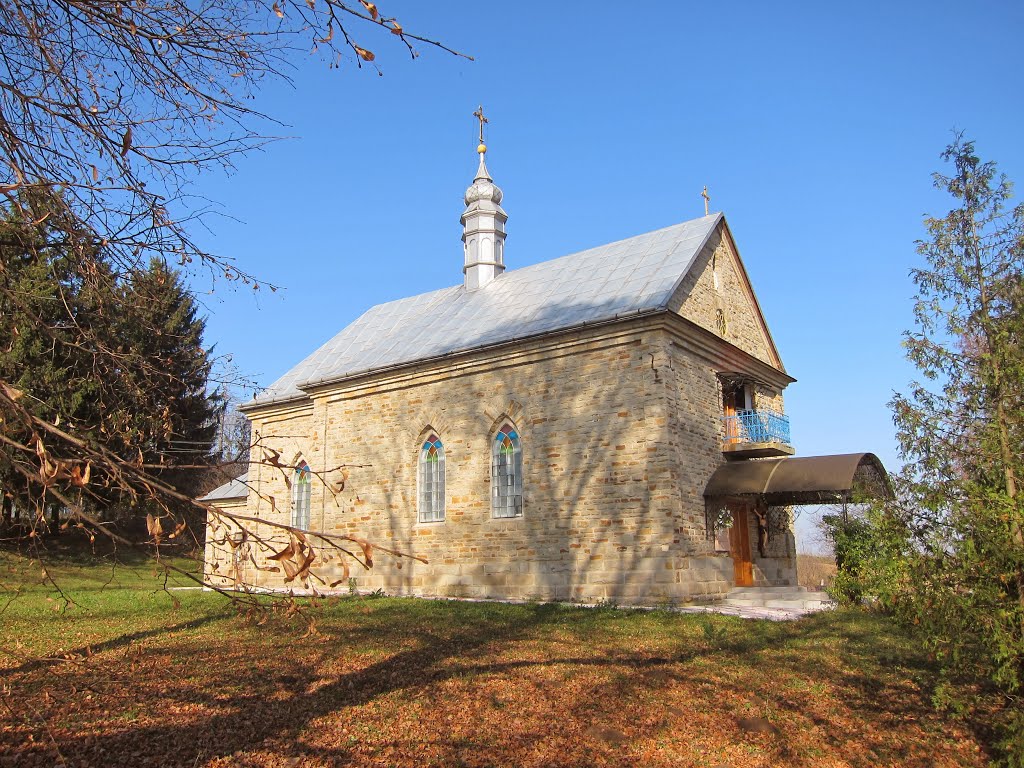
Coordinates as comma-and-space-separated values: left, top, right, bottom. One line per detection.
233, 326, 713, 605
661, 338, 735, 597
748, 505, 797, 586
671, 228, 776, 367
664, 225, 795, 591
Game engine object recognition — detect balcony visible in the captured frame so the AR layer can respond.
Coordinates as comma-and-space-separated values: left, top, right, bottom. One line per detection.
722, 409, 794, 459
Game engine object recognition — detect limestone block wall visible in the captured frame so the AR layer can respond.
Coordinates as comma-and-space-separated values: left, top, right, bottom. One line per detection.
748, 506, 797, 587
752, 385, 785, 415
230, 326, 710, 604
670, 228, 778, 369
661, 337, 736, 598
203, 496, 252, 589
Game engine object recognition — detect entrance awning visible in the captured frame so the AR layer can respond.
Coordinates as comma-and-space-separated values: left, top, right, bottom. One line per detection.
704, 453, 891, 506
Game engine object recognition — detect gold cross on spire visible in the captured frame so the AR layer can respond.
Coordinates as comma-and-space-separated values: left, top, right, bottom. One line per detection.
701, 185, 711, 216
473, 104, 489, 153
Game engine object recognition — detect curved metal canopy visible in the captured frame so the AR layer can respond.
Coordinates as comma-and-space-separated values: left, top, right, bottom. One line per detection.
704, 453, 891, 506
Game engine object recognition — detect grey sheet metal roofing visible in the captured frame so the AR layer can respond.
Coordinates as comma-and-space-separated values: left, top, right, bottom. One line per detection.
200, 473, 248, 502
252, 213, 723, 407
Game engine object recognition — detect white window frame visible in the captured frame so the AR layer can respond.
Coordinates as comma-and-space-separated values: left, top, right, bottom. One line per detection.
292, 461, 311, 530
418, 435, 446, 523
491, 423, 523, 519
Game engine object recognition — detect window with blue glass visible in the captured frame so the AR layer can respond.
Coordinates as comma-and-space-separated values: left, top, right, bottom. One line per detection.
292, 460, 311, 529
418, 434, 445, 522
492, 423, 523, 518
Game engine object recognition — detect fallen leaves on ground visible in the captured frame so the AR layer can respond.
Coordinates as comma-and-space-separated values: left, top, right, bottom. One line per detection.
0, 576, 990, 767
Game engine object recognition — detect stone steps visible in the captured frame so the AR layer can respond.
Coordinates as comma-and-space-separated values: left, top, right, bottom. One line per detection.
721, 586, 835, 612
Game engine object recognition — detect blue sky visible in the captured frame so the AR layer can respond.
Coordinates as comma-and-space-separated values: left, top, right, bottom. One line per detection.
186, 2, 1024, 549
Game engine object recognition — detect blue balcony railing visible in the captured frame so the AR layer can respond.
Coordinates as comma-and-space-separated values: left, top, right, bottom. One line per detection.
722, 409, 791, 446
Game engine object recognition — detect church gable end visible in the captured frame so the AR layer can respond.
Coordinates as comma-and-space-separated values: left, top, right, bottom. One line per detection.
669, 221, 784, 371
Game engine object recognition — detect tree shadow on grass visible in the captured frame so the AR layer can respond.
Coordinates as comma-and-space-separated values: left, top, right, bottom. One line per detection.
5, 604, 989, 768
0, 613, 229, 679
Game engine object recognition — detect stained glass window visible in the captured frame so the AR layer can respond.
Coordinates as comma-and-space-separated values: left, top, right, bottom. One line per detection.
418, 435, 445, 522
292, 461, 311, 530
492, 423, 523, 518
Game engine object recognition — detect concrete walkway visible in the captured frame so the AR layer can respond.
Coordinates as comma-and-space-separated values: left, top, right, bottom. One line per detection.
194, 582, 835, 620
678, 586, 836, 621
676, 603, 820, 621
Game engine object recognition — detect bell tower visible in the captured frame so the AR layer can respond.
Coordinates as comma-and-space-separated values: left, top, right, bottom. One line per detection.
461, 105, 507, 290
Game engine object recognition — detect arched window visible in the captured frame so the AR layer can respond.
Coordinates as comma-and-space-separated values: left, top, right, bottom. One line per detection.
492, 422, 522, 518
418, 434, 445, 522
292, 461, 311, 529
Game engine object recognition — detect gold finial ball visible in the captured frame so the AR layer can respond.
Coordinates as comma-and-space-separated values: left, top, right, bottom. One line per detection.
477, 143, 487, 154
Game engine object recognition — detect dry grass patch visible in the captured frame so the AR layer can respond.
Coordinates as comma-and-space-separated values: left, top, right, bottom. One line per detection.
0, 551, 989, 767
797, 553, 837, 590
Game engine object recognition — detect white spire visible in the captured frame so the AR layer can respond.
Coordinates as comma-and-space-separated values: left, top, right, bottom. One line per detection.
462, 107, 507, 290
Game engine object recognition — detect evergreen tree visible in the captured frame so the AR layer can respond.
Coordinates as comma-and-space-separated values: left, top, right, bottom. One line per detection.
862, 136, 1024, 763
0, 208, 219, 530
116, 259, 221, 502
0, 203, 110, 528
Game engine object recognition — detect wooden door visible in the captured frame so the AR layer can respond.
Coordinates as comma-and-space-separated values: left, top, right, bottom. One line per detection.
723, 385, 743, 444
730, 504, 754, 587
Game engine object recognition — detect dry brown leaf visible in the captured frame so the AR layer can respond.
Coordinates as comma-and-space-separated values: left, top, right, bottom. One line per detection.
120, 126, 132, 157
359, 540, 373, 567
272, 1, 283, 17
293, 548, 316, 583
69, 462, 91, 488
0, 382, 24, 401
332, 468, 349, 493
282, 558, 299, 582
354, 46, 375, 61
268, 542, 296, 562
359, 0, 378, 19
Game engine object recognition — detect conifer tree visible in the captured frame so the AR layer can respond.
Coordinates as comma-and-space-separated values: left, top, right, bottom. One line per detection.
116, 259, 220, 502
0, 209, 219, 529
869, 136, 1024, 762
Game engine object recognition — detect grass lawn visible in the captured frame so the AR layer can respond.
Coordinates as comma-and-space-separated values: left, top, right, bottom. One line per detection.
0, 547, 989, 768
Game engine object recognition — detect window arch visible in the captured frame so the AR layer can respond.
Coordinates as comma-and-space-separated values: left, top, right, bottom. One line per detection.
418, 434, 445, 522
292, 460, 311, 529
492, 422, 523, 518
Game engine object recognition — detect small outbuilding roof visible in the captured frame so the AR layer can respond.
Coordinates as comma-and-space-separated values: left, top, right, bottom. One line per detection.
199, 473, 249, 502
704, 453, 891, 506
249, 214, 728, 407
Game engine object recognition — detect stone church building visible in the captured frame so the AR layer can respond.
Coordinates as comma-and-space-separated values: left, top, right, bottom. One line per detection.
203, 135, 887, 605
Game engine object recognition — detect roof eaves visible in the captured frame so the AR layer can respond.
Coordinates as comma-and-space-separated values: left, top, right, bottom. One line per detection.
239, 390, 313, 413
300, 307, 669, 393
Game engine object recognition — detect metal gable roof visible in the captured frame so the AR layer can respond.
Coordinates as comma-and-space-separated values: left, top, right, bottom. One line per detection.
200, 473, 249, 502
250, 213, 723, 407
